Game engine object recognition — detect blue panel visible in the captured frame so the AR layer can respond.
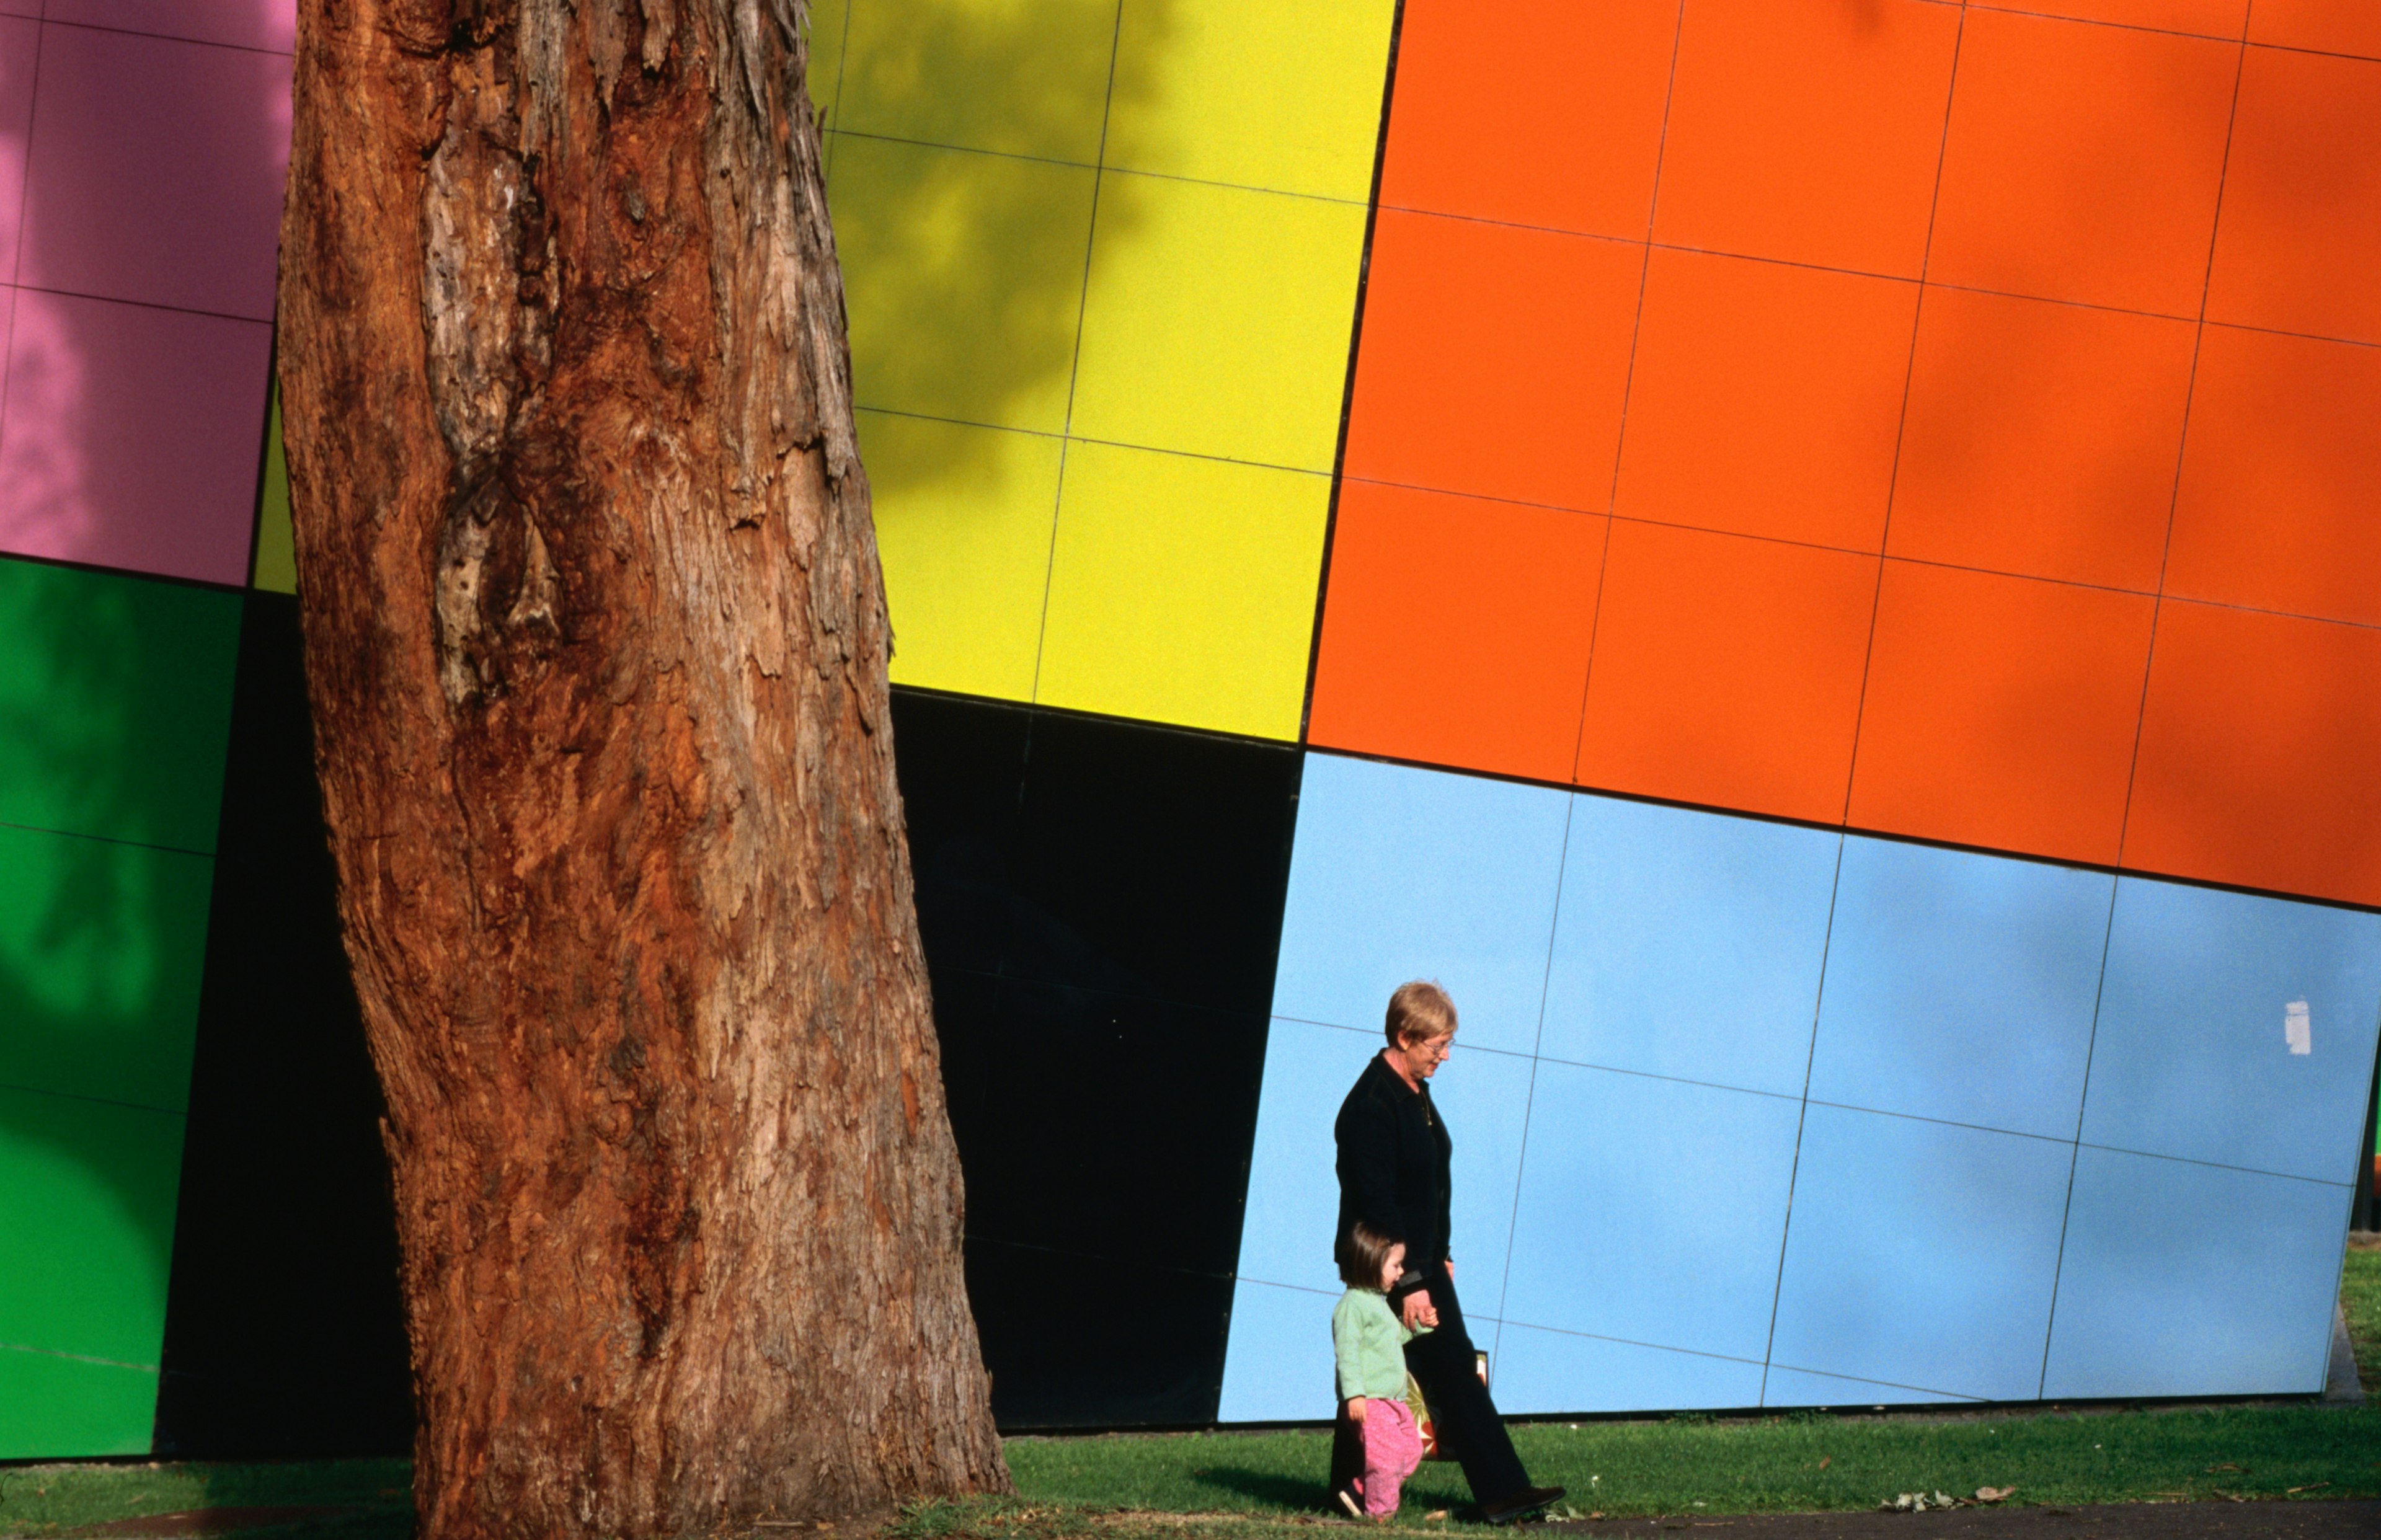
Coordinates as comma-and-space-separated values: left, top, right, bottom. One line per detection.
1767, 1105, 2072, 1402
1234, 1017, 1536, 1303
2080, 878, 2381, 1182
1760, 1365, 1980, 1409
1417, 1041, 1536, 1301
2041, 1146, 2348, 1400
1489, 1321, 1763, 1415
1217, 1278, 1341, 1422
1235, 1019, 1388, 1294
1270, 754, 1572, 1055
1538, 795, 1839, 1097
1501, 1060, 1802, 1364
1807, 838, 2112, 1141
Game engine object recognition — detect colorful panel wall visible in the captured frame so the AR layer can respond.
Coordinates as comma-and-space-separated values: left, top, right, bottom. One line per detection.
1220, 756, 2376, 1417
1310, 0, 2381, 913
9, 0, 2380, 1454
0, 0, 290, 1457
819, 0, 1393, 740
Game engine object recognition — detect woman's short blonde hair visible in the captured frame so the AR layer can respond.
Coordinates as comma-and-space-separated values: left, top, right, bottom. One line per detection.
1384, 980, 1457, 1047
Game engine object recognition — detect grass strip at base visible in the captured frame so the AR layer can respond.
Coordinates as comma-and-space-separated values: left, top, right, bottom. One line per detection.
2343, 1240, 2381, 1386
0, 1462, 410, 1539
1006, 1402, 2381, 1520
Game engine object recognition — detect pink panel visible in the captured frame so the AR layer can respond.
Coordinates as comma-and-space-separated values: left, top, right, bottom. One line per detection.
43, 1, 296, 54
17, 24, 291, 321
0, 286, 272, 585
0, 17, 33, 281
0, 1, 37, 19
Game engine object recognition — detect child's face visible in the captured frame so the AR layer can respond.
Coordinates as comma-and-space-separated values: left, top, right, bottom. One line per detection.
1380, 1242, 1405, 1291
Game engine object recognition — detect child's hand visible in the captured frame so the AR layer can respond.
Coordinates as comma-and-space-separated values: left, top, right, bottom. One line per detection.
1346, 1398, 1367, 1424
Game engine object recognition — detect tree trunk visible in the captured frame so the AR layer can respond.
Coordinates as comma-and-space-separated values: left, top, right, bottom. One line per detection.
273, 2, 1009, 1534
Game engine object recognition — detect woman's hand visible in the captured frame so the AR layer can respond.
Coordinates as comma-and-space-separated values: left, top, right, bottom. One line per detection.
1347, 1397, 1367, 1424
1400, 1290, 1439, 1330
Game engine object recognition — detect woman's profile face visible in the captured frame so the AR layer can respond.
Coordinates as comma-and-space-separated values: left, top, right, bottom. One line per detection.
1393, 1030, 1453, 1082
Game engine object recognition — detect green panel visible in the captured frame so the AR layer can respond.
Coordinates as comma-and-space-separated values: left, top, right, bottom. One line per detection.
805, 0, 855, 130
1035, 441, 1328, 740
0, 824, 214, 1114
1106, 0, 1394, 201
249, 383, 296, 596
866, 411, 1062, 706
829, 133, 1098, 436
0, 557, 241, 854
0, 1347, 158, 1459
836, 0, 1120, 164
1068, 172, 1366, 472
0, 1084, 184, 1366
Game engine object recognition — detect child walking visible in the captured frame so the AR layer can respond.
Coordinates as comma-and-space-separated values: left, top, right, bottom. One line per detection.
1332, 1221, 1427, 1521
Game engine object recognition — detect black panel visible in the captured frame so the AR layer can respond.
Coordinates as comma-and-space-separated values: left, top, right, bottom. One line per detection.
1009, 710, 1303, 1014
965, 981, 1266, 1279
890, 689, 1032, 976
965, 1237, 1236, 1430
889, 688, 1303, 1427
153, 591, 413, 1458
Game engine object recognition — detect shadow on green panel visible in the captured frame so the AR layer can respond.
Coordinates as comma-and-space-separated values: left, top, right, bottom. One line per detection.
815, 0, 1172, 500
0, 558, 242, 1445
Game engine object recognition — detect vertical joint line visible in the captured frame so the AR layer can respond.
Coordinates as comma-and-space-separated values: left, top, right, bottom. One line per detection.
2034, 878, 2122, 1399
1758, 831, 1850, 1406
1299, 0, 1411, 746
1027, 0, 1130, 704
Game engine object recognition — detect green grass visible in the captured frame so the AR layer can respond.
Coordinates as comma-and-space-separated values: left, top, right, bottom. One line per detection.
2343, 1241, 2381, 1387
1006, 1403, 2381, 1520
9, 1261, 2381, 1538
0, 1461, 409, 1540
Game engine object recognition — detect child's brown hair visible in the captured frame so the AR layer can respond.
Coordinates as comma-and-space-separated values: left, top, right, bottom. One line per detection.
1339, 1219, 1403, 1290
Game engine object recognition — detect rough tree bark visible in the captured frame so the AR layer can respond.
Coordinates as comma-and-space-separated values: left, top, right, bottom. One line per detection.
274, 2, 1009, 1534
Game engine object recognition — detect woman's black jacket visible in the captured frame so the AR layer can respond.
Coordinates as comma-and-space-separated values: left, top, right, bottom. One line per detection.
1333, 1050, 1453, 1302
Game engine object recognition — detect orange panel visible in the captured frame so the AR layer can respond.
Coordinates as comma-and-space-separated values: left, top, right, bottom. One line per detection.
1849, 563, 2155, 867
1308, 481, 1605, 782
1889, 287, 2196, 591
1930, 9, 2237, 316
1380, 0, 1678, 239
2248, 0, 2381, 58
2206, 46, 2381, 346
1616, 249, 1917, 553
1343, 209, 1642, 511
2012, 0, 2246, 37
2123, 601, 2381, 906
2167, 324, 2381, 628
1576, 522, 1876, 824
1653, 0, 1959, 277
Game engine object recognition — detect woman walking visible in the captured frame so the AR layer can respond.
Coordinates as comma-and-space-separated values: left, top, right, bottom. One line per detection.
1330, 981, 1564, 1525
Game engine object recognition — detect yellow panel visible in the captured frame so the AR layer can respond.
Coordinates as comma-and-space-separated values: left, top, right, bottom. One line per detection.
249, 381, 295, 595
1035, 440, 1329, 739
828, 134, 1097, 435
836, 0, 1120, 164
865, 410, 1062, 704
804, 0, 854, 130
1106, 0, 1394, 201
1067, 172, 1365, 472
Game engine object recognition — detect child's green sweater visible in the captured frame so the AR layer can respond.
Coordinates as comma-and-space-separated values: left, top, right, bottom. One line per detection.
1332, 1286, 1417, 1402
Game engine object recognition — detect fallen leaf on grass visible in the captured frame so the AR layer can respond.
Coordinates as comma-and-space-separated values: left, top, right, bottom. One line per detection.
2287, 1483, 2330, 1495
2206, 1464, 2245, 1474
1424, 1513, 1448, 1523
1816, 1458, 1829, 1471
2212, 1491, 2248, 1503
1974, 1488, 2014, 1504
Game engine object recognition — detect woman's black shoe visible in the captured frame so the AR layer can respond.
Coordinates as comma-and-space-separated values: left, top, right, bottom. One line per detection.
1480, 1485, 1565, 1525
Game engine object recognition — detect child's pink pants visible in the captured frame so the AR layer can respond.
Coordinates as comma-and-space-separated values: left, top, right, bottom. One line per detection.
1359, 1396, 1422, 1516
